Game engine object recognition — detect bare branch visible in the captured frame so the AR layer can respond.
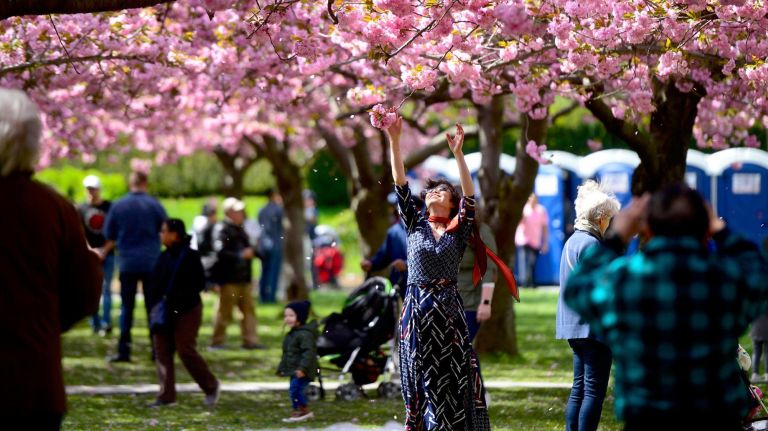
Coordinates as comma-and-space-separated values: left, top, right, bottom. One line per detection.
1, 0, 170, 19
327, 0, 338, 23
550, 101, 580, 125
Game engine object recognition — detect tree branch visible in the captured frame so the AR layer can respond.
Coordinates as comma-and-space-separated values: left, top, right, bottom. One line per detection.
550, 100, 580, 124
0, 54, 149, 77
584, 96, 653, 158
318, 126, 354, 180
1, 0, 170, 19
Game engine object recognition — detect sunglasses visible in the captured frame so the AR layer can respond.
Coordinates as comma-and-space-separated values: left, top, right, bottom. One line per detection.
427, 185, 452, 194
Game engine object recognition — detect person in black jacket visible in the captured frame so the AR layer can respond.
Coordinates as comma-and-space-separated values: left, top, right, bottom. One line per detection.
149, 219, 219, 407
209, 197, 262, 349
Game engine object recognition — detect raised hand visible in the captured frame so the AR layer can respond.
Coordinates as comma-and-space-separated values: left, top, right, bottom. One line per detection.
446, 123, 464, 154
385, 115, 403, 143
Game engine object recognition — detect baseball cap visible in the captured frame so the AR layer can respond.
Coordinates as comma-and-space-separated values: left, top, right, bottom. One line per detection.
222, 197, 246, 213
83, 175, 101, 189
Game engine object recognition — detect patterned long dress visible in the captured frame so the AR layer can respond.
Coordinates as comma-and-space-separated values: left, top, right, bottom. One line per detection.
395, 183, 490, 431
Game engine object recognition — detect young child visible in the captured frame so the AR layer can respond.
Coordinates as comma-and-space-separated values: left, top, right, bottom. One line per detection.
278, 300, 318, 422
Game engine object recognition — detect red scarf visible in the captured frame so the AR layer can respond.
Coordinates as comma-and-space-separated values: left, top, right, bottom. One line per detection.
428, 215, 519, 302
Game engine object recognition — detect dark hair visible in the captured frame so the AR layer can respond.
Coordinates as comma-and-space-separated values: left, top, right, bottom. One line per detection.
163, 218, 188, 241
647, 182, 709, 239
129, 171, 148, 187
420, 178, 460, 218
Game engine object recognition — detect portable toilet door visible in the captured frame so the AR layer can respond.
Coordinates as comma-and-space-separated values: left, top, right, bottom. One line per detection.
708, 148, 768, 247
531, 163, 567, 286
579, 149, 640, 209
544, 150, 584, 240
685, 149, 712, 203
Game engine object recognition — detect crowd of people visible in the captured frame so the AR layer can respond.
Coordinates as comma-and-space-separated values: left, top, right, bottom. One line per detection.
4, 89, 768, 431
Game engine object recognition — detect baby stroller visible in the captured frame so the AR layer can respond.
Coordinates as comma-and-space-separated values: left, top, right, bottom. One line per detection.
308, 276, 401, 401
313, 225, 344, 288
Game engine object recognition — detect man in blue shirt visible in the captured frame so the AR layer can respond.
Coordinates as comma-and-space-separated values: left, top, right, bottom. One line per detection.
102, 171, 167, 362
258, 189, 284, 303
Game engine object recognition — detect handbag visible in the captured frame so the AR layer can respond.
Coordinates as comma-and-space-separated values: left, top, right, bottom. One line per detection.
149, 248, 187, 333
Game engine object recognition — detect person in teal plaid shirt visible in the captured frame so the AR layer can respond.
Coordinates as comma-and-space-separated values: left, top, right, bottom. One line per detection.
564, 183, 768, 431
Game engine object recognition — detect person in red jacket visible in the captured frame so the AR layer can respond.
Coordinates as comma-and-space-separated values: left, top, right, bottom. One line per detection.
0, 88, 102, 430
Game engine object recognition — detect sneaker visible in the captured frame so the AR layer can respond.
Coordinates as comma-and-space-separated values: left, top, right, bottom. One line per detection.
242, 343, 267, 350
281, 410, 301, 423
148, 399, 176, 408
752, 373, 760, 382
107, 354, 131, 363
763, 374, 768, 383
293, 410, 314, 422
204, 384, 221, 407
207, 344, 227, 351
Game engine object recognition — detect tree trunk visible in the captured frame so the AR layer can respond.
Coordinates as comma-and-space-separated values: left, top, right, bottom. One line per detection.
585, 79, 704, 195
259, 137, 308, 301
474, 97, 544, 356
632, 78, 704, 194
214, 148, 255, 199
1, 0, 169, 18
321, 126, 394, 260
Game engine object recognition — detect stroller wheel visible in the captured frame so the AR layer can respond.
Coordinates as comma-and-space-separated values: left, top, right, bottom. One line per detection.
335, 383, 362, 401
377, 382, 401, 399
305, 384, 322, 402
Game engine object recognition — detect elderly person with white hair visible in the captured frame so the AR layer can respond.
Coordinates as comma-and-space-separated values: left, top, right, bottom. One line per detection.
556, 180, 621, 431
0, 88, 101, 430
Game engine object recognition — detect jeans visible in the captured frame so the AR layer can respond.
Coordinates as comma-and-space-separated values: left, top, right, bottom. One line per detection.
566, 338, 612, 431
517, 245, 539, 287
259, 249, 282, 303
117, 271, 153, 359
754, 340, 768, 374
91, 253, 115, 331
289, 376, 311, 409
465, 310, 480, 342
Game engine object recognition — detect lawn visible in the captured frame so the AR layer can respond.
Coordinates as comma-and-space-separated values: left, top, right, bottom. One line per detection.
60, 287, 756, 430
62, 289, 608, 430
61, 289, 575, 387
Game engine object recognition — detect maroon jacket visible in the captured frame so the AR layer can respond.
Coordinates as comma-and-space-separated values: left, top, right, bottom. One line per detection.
0, 173, 101, 416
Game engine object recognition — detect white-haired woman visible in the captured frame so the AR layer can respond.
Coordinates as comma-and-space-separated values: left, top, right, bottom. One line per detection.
556, 180, 621, 431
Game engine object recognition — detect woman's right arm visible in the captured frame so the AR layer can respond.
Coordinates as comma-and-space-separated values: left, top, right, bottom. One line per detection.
387, 116, 406, 186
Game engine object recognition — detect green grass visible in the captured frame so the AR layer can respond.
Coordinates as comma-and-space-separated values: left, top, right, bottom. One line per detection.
158, 197, 364, 282
63, 388, 623, 430
62, 290, 576, 387
64, 288, 757, 429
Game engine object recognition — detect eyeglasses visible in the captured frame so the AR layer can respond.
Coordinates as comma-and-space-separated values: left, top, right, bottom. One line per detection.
427, 185, 451, 194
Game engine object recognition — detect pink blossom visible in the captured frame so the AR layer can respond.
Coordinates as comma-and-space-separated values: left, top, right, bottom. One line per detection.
130, 158, 152, 175
744, 134, 760, 148
369, 104, 398, 130
401, 64, 438, 92
525, 140, 550, 164
587, 139, 603, 151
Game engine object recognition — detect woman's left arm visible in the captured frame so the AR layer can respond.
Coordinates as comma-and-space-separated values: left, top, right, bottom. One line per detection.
446, 123, 474, 197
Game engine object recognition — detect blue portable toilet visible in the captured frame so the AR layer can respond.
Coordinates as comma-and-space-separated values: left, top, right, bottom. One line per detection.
535, 151, 584, 286
579, 149, 640, 209
685, 149, 711, 202
708, 148, 768, 247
